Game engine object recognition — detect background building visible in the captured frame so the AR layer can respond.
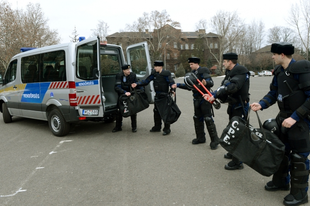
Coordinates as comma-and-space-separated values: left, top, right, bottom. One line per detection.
107, 26, 220, 75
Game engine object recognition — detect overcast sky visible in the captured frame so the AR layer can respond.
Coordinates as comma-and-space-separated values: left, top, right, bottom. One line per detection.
7, 0, 294, 45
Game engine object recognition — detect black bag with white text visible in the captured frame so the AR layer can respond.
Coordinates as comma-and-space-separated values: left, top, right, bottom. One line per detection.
155, 93, 181, 124
119, 90, 149, 117
220, 111, 285, 176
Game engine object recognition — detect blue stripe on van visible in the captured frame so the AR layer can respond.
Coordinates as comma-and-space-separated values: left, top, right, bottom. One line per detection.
76, 80, 99, 87
21, 82, 50, 103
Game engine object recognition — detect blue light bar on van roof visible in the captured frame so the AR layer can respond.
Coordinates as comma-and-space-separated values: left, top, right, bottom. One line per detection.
79, 37, 85, 42
20, 47, 36, 52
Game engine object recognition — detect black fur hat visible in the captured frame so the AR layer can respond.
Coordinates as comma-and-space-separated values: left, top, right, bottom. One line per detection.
154, 60, 164, 66
271, 42, 294, 55
188, 57, 200, 64
223, 53, 238, 60
122, 64, 130, 70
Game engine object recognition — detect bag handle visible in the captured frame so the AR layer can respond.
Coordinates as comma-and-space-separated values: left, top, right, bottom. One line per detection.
254, 111, 267, 141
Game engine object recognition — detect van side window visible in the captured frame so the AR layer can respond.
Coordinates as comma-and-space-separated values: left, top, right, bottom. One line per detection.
3, 59, 17, 84
42, 50, 66, 82
21, 55, 40, 83
21, 50, 66, 83
77, 41, 98, 80
128, 46, 148, 76
100, 54, 120, 75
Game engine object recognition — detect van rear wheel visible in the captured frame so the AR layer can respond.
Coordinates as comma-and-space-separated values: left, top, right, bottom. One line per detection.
2, 103, 12, 123
48, 109, 70, 137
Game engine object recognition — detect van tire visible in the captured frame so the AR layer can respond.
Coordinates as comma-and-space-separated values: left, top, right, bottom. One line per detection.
2, 103, 12, 123
48, 109, 70, 137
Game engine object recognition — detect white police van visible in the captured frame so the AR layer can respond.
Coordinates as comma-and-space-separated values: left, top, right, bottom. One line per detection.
0, 37, 155, 136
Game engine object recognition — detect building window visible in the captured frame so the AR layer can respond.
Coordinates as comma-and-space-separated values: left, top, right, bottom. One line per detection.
167, 53, 170, 60
191, 44, 194, 50
174, 42, 177, 49
185, 44, 189, 50
214, 43, 218, 49
210, 43, 213, 49
174, 53, 177, 59
180, 44, 184, 50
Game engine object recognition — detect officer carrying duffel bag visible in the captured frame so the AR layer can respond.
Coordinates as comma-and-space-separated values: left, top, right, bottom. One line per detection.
220, 111, 285, 176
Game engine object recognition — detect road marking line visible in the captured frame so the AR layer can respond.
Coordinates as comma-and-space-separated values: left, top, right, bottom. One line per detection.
0, 139, 73, 201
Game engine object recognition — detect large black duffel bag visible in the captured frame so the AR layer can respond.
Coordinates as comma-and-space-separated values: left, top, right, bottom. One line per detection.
119, 89, 149, 117
155, 93, 181, 124
220, 111, 285, 176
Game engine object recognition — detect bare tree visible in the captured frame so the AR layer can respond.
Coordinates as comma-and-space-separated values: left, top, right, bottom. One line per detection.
91, 20, 109, 42
267, 26, 298, 45
208, 11, 246, 71
22, 3, 60, 47
0, 1, 22, 70
242, 20, 265, 54
125, 10, 182, 62
195, 19, 208, 31
70, 26, 79, 43
0, 2, 60, 72
287, 0, 310, 59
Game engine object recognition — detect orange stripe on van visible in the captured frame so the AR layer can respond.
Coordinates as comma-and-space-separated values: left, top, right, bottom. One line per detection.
77, 95, 101, 105
89, 95, 95, 104
49, 81, 69, 89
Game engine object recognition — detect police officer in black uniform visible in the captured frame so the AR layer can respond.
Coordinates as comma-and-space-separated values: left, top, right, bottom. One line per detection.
112, 64, 140, 133
205, 53, 250, 169
177, 57, 219, 149
132, 60, 175, 135
251, 42, 310, 206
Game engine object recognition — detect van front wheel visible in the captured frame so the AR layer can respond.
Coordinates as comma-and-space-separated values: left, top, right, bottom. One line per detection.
48, 109, 70, 137
2, 103, 12, 123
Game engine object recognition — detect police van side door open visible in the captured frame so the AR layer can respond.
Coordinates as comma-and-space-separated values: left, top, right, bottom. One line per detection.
126, 42, 155, 103
75, 37, 103, 117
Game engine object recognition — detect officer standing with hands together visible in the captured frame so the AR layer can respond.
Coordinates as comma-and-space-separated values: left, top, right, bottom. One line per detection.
251, 42, 310, 206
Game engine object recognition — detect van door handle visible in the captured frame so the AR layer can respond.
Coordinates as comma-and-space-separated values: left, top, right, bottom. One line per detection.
13, 85, 17, 89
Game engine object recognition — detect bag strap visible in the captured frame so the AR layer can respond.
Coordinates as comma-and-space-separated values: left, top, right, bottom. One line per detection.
246, 108, 251, 127
255, 111, 267, 141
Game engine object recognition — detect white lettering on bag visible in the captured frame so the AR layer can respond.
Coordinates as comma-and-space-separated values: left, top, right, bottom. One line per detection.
223, 120, 240, 145
123, 100, 129, 113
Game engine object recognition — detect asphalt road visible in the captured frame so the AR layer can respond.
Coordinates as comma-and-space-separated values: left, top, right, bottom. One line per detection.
0, 76, 308, 206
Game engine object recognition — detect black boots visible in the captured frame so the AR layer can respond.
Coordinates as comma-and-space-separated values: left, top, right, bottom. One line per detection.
150, 108, 162, 132
225, 156, 244, 170
265, 154, 309, 206
112, 112, 122, 132
265, 156, 290, 191
205, 117, 219, 150
112, 113, 137, 133
192, 116, 220, 149
283, 154, 309, 206
163, 123, 171, 136
131, 114, 137, 133
192, 116, 206, 144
